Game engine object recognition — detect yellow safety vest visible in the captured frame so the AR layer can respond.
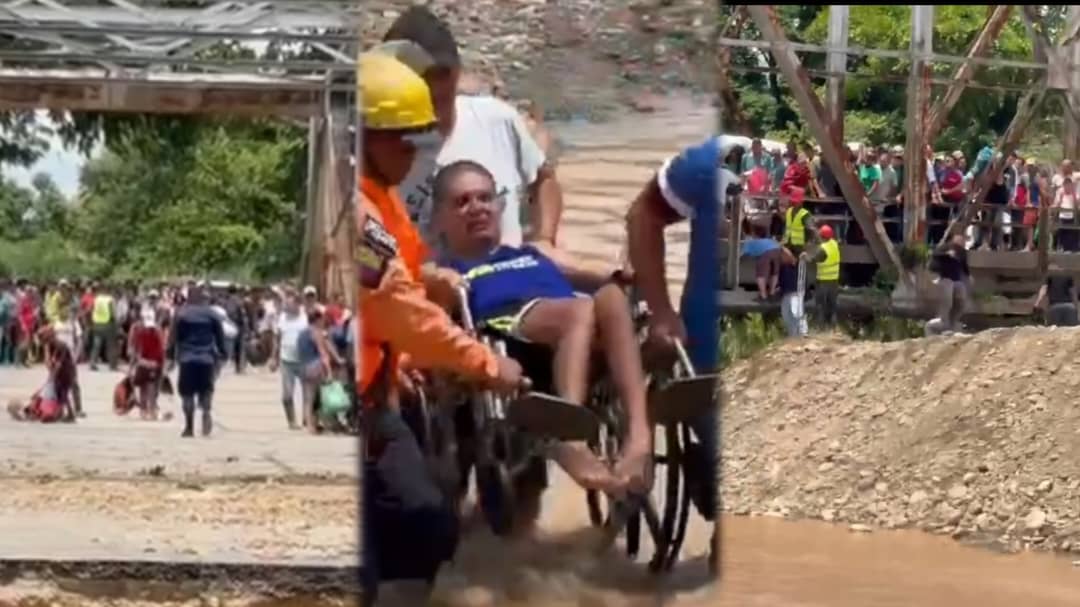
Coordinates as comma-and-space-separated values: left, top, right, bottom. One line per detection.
817, 239, 841, 282
784, 207, 810, 246
92, 295, 113, 324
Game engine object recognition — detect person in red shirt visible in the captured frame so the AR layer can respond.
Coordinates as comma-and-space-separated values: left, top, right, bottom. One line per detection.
128, 310, 166, 420
15, 284, 36, 367
780, 151, 811, 196
324, 291, 346, 327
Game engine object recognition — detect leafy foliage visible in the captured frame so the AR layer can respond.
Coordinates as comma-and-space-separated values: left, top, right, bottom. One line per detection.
722, 5, 1066, 153
1, 116, 307, 282
75, 118, 307, 280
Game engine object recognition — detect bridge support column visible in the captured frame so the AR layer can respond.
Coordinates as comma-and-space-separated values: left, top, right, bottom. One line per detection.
903, 5, 933, 246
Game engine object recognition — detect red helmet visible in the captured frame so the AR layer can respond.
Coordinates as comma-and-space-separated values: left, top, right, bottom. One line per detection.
789, 186, 805, 206
819, 225, 834, 240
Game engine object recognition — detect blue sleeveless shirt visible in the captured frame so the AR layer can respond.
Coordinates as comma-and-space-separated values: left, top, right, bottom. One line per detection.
442, 245, 575, 321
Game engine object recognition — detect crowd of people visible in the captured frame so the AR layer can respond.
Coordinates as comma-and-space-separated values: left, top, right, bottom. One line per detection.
0, 278, 358, 434
726, 133, 1080, 338
733, 137, 1080, 253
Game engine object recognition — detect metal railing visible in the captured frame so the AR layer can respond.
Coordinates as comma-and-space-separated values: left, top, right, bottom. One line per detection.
733, 192, 1080, 249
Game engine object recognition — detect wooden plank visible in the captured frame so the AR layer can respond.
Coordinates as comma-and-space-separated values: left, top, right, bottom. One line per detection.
717, 288, 1035, 318
924, 6, 1012, 142
744, 5, 903, 280
903, 5, 933, 244
825, 6, 849, 144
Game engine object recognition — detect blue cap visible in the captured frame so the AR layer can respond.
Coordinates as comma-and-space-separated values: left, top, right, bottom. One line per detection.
657, 137, 720, 219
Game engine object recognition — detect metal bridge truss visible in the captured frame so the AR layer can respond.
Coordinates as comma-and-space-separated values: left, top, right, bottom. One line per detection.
718, 4, 1080, 285
0, 0, 361, 116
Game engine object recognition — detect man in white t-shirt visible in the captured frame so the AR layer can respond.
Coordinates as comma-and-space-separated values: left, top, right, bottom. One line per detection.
269, 291, 307, 430
379, 7, 613, 285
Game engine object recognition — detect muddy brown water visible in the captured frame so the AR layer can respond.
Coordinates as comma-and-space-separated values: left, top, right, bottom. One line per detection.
231, 514, 1079, 607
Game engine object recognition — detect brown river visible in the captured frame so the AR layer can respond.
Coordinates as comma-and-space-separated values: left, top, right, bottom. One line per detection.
407, 490, 1080, 607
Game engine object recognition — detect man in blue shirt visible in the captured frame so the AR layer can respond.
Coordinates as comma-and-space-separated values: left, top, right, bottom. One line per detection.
431, 159, 653, 506
167, 281, 226, 438
624, 135, 740, 530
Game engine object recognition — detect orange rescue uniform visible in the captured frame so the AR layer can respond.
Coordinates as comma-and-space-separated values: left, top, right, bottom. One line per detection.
356, 175, 499, 404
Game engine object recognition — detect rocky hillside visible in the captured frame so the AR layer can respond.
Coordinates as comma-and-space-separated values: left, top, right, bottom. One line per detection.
363, 0, 716, 120
722, 328, 1080, 556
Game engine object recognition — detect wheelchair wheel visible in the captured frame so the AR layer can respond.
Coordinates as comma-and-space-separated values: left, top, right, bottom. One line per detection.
652, 420, 694, 572
585, 380, 668, 565
476, 460, 515, 536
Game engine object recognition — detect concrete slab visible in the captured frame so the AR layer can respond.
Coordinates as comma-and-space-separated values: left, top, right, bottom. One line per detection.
0, 366, 358, 480
0, 365, 359, 566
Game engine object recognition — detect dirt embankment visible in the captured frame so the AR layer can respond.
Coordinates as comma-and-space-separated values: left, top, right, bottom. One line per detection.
722, 328, 1080, 555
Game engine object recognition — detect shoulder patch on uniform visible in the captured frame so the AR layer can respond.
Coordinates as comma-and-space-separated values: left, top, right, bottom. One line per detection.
356, 216, 398, 289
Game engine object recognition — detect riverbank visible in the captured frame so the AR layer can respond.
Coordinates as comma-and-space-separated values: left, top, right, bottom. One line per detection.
722, 327, 1080, 557
362, 0, 714, 122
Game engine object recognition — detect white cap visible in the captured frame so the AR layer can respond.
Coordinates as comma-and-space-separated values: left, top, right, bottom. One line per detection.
303, 285, 318, 296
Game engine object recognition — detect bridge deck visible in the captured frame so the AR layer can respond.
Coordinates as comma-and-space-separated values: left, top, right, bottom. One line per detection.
0, 366, 359, 567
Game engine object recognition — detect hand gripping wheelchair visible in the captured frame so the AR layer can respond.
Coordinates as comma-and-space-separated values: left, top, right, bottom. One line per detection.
411, 285, 717, 571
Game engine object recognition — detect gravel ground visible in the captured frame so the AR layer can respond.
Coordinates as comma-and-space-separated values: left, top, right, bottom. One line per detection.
722, 328, 1080, 556
362, 0, 716, 121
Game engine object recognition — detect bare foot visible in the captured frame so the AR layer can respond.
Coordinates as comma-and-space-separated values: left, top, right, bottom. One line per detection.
552, 441, 624, 496
614, 436, 654, 495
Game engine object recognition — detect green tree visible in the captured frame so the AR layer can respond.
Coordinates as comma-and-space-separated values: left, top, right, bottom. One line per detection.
76, 117, 307, 280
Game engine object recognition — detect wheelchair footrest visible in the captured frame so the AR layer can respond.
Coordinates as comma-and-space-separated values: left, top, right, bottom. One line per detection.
648, 375, 718, 426
507, 392, 600, 442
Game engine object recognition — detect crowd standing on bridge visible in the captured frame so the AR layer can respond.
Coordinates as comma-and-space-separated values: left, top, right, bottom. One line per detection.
728, 133, 1080, 334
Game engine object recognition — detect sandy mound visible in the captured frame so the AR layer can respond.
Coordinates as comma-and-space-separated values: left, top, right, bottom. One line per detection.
721, 327, 1080, 555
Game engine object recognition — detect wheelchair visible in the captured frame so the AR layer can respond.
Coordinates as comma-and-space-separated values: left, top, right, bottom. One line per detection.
412, 285, 717, 571
585, 299, 718, 572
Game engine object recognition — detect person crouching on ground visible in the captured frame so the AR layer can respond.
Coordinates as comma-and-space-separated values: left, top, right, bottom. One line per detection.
777, 246, 808, 337
741, 224, 781, 300
432, 159, 651, 499
129, 307, 166, 420
37, 325, 77, 422
167, 281, 226, 437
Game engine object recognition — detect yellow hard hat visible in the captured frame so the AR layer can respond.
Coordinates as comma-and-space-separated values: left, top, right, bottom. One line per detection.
358, 51, 436, 131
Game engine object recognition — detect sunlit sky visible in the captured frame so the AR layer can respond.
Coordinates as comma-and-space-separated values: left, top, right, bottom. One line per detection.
6, 134, 88, 197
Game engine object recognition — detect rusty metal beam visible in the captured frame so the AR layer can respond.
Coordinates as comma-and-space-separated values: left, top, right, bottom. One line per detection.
1067, 6, 1080, 159
1023, 5, 1080, 156
0, 69, 328, 116
941, 80, 1047, 242
744, 4, 902, 277
903, 5, 933, 245
924, 5, 1012, 143
825, 5, 849, 146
